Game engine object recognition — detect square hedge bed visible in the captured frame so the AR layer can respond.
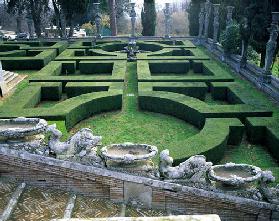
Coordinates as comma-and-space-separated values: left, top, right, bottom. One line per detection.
137, 47, 209, 61
0, 82, 123, 129
137, 60, 234, 82
29, 60, 127, 83
55, 48, 127, 61
1, 41, 68, 55
0, 49, 57, 70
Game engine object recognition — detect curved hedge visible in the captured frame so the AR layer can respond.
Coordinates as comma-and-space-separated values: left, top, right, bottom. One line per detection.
172, 118, 244, 164
139, 91, 271, 128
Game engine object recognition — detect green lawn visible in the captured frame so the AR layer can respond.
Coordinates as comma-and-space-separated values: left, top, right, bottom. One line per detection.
70, 62, 199, 163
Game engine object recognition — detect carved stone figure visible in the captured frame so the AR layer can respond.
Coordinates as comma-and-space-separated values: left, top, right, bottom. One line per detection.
26, 11, 34, 39
203, 0, 212, 39
226, 6, 234, 27
258, 170, 279, 204
263, 13, 279, 79
159, 149, 212, 182
198, 3, 205, 39
240, 17, 250, 68
130, 2, 137, 37
213, 4, 220, 44
164, 3, 171, 38
94, 2, 102, 38
48, 124, 102, 161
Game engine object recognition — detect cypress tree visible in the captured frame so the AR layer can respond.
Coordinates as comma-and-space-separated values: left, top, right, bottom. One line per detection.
141, 0, 156, 36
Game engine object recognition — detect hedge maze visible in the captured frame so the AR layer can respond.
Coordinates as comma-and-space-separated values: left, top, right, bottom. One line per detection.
0, 40, 278, 174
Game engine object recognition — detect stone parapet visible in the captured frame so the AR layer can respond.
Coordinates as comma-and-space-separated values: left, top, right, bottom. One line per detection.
0, 145, 278, 220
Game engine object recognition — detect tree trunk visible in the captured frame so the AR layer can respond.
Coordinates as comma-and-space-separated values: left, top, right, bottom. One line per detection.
260, 50, 266, 68
52, 0, 61, 37
60, 11, 67, 38
109, 0, 117, 36
30, 0, 42, 38
16, 13, 23, 34
68, 15, 74, 37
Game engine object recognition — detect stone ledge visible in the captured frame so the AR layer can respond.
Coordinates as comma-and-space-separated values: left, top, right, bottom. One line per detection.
51, 215, 221, 221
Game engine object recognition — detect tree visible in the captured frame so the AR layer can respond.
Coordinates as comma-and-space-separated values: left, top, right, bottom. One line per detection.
7, 0, 49, 37
187, 0, 203, 36
108, 0, 117, 36
141, 0, 156, 36
57, 0, 87, 37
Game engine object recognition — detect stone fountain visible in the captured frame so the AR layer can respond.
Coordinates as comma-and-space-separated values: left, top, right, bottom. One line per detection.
123, 40, 140, 61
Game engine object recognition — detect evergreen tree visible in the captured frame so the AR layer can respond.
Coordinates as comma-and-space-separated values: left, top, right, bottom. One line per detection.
141, 0, 156, 36
187, 0, 203, 36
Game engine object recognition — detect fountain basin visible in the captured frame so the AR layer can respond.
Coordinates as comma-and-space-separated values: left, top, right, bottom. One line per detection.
0, 117, 48, 140
208, 163, 262, 187
101, 143, 158, 164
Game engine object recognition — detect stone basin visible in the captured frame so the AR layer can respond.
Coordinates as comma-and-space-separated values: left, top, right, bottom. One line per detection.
0, 117, 48, 140
100, 143, 158, 164
208, 163, 262, 187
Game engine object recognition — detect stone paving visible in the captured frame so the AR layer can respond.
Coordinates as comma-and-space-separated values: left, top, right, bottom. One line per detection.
0, 179, 168, 221
0, 181, 17, 214
9, 186, 69, 221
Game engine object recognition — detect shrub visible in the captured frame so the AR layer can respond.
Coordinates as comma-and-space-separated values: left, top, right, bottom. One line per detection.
220, 22, 240, 54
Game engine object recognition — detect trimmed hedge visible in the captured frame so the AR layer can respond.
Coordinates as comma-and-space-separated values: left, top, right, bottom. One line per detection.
0, 50, 26, 57
138, 82, 208, 100
0, 88, 122, 130
2, 41, 68, 55
1, 49, 57, 70
149, 62, 190, 75
56, 48, 126, 61
79, 61, 113, 75
65, 82, 123, 98
137, 59, 232, 82
29, 82, 63, 101
246, 117, 279, 161
138, 91, 271, 129
30, 60, 126, 82
171, 118, 244, 164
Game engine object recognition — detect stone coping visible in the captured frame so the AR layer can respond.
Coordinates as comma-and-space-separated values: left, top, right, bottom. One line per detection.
51, 215, 221, 221
0, 145, 278, 212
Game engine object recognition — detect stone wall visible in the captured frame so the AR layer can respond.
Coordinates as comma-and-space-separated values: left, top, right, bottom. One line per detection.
200, 38, 279, 103
0, 146, 278, 221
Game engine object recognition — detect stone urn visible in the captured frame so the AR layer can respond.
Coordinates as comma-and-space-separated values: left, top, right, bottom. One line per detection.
0, 117, 48, 140
0, 117, 48, 154
208, 163, 262, 188
100, 142, 158, 175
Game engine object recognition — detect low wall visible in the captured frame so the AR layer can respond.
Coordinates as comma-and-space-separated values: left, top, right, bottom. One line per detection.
0, 146, 278, 221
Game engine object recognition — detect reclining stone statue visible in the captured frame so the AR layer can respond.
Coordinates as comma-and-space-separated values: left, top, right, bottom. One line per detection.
258, 170, 279, 204
159, 149, 212, 182
47, 124, 103, 165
